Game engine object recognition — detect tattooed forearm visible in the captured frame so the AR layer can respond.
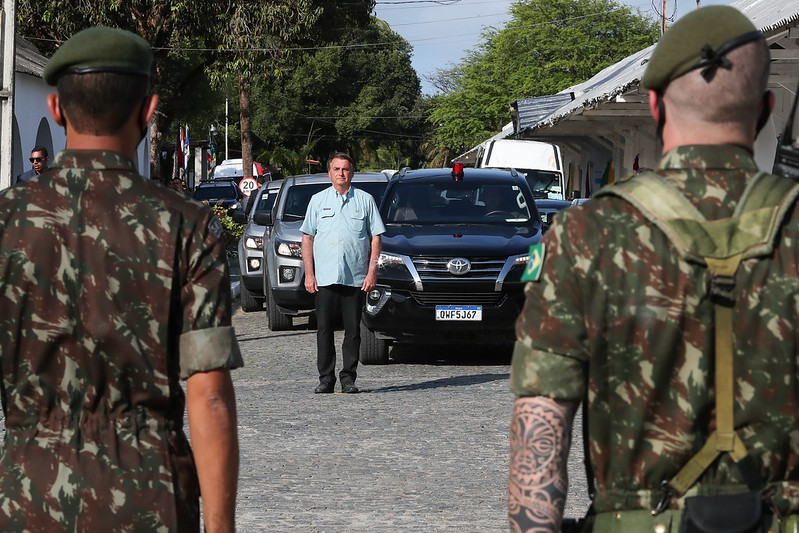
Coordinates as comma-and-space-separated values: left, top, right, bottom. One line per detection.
508, 396, 576, 533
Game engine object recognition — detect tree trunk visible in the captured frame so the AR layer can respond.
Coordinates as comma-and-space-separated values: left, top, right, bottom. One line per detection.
239, 73, 253, 179
149, 113, 166, 182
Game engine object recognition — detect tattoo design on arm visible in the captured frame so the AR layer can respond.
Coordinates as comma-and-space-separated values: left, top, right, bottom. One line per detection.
508, 396, 576, 533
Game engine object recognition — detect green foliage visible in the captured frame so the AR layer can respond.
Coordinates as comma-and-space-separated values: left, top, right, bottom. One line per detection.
426, 0, 660, 160
249, 13, 424, 172
211, 206, 245, 254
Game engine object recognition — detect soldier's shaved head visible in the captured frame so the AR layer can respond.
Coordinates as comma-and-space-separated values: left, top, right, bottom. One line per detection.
663, 39, 770, 128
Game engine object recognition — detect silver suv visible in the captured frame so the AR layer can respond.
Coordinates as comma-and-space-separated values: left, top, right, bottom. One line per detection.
232, 180, 282, 312
257, 172, 389, 330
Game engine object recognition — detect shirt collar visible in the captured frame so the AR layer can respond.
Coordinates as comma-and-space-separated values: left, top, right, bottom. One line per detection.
328, 185, 354, 202
658, 144, 759, 171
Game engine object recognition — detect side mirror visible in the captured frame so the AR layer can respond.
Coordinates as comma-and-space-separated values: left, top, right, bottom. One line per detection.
232, 211, 247, 224
253, 211, 273, 226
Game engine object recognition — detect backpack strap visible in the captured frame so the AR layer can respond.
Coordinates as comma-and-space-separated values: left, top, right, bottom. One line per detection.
596, 171, 799, 503
595, 171, 799, 262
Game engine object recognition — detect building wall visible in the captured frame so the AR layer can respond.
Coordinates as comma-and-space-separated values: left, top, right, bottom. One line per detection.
12, 71, 63, 180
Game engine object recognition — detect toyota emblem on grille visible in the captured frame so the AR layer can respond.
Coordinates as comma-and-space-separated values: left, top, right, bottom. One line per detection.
446, 257, 471, 275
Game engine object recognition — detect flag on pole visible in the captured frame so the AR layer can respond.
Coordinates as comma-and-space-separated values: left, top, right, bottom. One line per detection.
600, 160, 613, 188
208, 144, 216, 171
584, 165, 591, 198
176, 128, 184, 172
181, 125, 190, 171
566, 164, 573, 199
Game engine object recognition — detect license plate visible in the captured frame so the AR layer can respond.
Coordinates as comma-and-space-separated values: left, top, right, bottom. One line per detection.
435, 305, 482, 321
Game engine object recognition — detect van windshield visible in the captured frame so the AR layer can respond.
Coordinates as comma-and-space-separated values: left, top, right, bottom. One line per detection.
515, 169, 562, 199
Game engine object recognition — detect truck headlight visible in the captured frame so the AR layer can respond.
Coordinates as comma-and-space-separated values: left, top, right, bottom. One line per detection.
244, 234, 263, 250
276, 239, 302, 258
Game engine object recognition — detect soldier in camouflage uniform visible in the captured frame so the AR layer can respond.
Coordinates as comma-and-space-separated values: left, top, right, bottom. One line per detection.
509, 6, 799, 533
0, 27, 243, 532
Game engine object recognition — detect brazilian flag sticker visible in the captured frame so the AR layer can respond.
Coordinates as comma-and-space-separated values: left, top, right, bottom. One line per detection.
522, 243, 545, 282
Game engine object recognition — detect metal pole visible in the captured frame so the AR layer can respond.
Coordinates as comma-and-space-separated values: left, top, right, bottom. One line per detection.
225, 97, 229, 161
0, 0, 17, 189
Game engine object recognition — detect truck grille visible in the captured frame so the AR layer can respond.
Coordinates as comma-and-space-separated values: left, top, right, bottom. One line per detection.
411, 291, 505, 306
411, 256, 505, 281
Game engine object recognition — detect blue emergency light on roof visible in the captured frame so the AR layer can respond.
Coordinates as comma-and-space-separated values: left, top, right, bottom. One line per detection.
452, 162, 464, 181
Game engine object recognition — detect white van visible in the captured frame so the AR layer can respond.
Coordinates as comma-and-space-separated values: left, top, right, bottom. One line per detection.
475, 139, 565, 200
212, 158, 269, 181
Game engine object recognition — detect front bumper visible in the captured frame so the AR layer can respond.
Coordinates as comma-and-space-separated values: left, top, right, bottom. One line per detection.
361, 283, 525, 343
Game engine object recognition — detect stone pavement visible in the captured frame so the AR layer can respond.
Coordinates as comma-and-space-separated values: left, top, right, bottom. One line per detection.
229, 304, 591, 532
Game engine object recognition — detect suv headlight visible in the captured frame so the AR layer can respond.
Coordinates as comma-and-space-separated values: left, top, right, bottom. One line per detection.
244, 234, 263, 250
276, 239, 302, 258
377, 252, 405, 269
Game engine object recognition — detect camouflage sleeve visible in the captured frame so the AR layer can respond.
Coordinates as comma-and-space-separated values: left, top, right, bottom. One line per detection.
510, 210, 588, 401
179, 208, 243, 379
179, 326, 242, 379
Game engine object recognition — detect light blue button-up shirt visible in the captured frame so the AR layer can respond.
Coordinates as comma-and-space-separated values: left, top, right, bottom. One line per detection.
300, 185, 386, 288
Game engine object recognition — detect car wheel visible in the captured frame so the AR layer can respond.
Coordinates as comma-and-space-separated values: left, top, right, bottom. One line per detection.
240, 283, 262, 313
359, 321, 389, 365
266, 277, 292, 331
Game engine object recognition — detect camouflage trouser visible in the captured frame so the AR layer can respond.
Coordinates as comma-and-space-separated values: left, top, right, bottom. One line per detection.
591, 510, 799, 533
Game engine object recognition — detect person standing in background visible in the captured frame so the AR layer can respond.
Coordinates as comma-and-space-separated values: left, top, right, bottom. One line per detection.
301, 152, 385, 394
15, 146, 49, 183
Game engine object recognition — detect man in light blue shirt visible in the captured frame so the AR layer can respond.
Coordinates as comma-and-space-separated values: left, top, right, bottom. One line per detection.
301, 153, 385, 394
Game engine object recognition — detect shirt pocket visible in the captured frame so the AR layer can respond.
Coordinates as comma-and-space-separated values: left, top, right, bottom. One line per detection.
347, 212, 368, 237
317, 211, 336, 233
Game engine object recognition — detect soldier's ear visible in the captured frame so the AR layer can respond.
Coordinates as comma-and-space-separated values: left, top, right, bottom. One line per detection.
648, 90, 661, 122
141, 94, 159, 125
47, 94, 65, 126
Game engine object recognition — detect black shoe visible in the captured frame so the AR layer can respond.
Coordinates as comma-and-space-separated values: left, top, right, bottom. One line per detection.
314, 381, 335, 394
341, 383, 359, 394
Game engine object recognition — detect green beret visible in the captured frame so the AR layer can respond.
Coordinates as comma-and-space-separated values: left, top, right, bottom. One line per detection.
43, 26, 152, 86
641, 5, 762, 90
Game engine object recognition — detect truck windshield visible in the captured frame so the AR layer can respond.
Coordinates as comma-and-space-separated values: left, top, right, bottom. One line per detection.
384, 182, 534, 224
516, 169, 562, 199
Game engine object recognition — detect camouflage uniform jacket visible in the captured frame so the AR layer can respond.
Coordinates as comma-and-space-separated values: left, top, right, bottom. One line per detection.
0, 150, 244, 532
510, 145, 799, 516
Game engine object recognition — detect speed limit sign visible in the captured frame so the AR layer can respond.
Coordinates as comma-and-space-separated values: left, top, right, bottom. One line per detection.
238, 177, 258, 197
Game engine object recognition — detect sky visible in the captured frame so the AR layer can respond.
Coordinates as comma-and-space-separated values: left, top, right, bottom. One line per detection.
373, 0, 735, 95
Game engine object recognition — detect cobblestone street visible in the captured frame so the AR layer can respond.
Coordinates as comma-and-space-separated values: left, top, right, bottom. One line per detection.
230, 302, 591, 532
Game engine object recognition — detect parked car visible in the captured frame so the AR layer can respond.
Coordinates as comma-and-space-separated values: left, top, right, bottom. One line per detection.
193, 179, 244, 214
360, 165, 542, 364
534, 198, 571, 233
256, 172, 389, 331
232, 180, 283, 312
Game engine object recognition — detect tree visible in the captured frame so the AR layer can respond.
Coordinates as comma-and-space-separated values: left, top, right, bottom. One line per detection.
16, 0, 225, 179
426, 0, 660, 160
249, 13, 424, 171
213, 1, 328, 180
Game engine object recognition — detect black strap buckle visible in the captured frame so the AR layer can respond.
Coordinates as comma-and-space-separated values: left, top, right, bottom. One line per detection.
654, 480, 674, 516
709, 275, 735, 307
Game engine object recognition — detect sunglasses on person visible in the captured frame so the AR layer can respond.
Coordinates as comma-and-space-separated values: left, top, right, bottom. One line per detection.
29, 157, 46, 163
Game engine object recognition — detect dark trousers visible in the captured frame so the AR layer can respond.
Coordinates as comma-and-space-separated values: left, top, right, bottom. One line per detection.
315, 284, 363, 385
